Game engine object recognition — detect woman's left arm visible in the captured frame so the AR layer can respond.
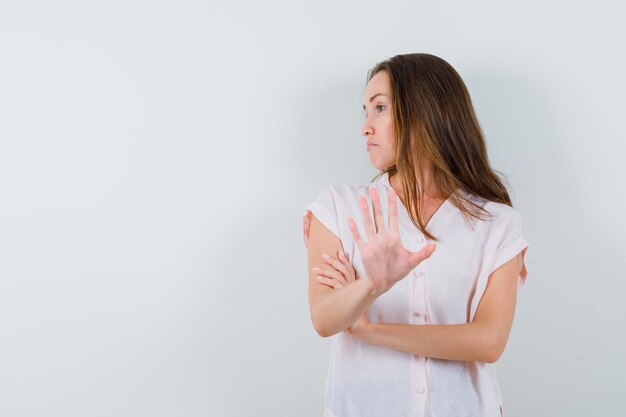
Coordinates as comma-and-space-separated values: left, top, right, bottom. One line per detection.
353, 255, 519, 363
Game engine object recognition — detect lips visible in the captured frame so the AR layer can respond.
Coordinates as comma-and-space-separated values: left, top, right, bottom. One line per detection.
367, 142, 377, 147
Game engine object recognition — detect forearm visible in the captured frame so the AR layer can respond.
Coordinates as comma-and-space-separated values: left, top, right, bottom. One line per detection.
311, 278, 382, 337
360, 321, 498, 363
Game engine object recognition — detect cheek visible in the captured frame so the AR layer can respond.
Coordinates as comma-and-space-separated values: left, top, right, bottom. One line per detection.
385, 140, 398, 161
382, 137, 397, 154
384, 120, 396, 144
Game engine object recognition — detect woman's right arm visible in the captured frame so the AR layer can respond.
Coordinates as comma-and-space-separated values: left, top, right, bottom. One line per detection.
307, 212, 383, 337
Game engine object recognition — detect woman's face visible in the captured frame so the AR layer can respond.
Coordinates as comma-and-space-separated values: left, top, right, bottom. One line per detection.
361, 70, 396, 170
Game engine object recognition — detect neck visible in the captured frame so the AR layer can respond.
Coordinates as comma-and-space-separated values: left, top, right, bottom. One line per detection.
389, 171, 441, 200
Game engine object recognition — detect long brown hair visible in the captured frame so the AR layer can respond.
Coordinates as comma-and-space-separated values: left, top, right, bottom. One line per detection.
367, 53, 512, 241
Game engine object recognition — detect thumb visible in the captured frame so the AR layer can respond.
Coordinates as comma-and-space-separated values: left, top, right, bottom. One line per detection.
409, 243, 436, 267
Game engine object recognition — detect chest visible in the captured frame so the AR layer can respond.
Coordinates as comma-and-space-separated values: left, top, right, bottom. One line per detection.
346, 217, 488, 325
401, 196, 447, 229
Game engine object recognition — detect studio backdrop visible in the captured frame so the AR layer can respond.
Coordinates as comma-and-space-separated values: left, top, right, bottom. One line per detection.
0, 1, 624, 416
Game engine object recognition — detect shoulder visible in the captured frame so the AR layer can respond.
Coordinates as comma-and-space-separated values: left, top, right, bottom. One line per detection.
478, 200, 525, 243
456, 190, 524, 234
315, 172, 387, 198
484, 200, 521, 220
306, 182, 371, 238
315, 182, 371, 203
459, 189, 522, 221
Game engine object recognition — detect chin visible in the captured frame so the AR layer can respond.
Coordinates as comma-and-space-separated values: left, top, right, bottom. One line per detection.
370, 158, 393, 171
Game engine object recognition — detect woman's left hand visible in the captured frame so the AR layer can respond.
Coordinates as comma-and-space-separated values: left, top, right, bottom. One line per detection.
313, 250, 356, 289
312, 251, 370, 337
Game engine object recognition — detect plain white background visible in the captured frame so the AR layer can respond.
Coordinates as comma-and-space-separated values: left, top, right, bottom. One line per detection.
0, 1, 624, 416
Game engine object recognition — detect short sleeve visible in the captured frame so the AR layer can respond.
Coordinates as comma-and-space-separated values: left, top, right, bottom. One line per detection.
303, 186, 340, 239
490, 211, 529, 290
469, 210, 529, 322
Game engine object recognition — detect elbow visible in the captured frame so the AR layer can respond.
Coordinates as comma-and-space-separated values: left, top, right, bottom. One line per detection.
316, 328, 333, 338
314, 324, 338, 338
483, 348, 501, 364
483, 337, 507, 364
313, 322, 330, 338
311, 314, 336, 338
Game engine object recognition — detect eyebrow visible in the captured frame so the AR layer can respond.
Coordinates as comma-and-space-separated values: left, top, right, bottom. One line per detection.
362, 93, 389, 110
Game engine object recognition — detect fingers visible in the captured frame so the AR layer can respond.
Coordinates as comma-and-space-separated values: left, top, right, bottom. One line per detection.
302, 213, 311, 249
388, 187, 399, 231
315, 275, 343, 289
359, 195, 376, 238
347, 216, 364, 245
337, 251, 355, 281
312, 251, 356, 288
331, 251, 356, 283
313, 265, 347, 285
409, 243, 437, 267
353, 188, 387, 243
369, 186, 386, 233
325, 255, 348, 282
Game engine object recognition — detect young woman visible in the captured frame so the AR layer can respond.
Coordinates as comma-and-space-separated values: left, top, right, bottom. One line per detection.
302, 53, 529, 417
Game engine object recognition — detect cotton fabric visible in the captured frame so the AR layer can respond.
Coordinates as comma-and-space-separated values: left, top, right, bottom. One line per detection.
304, 171, 529, 417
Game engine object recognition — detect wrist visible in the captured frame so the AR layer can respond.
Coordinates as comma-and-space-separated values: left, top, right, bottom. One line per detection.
363, 278, 389, 297
354, 320, 375, 341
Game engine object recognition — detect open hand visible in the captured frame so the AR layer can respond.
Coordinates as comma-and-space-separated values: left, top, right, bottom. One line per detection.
346, 186, 436, 294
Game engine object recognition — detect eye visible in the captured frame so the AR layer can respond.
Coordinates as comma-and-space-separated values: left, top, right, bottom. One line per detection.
362, 104, 386, 118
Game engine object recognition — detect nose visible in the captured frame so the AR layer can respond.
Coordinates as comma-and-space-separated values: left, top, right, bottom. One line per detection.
361, 117, 373, 137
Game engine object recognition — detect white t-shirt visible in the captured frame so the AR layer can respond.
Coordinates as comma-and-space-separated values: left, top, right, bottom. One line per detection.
304, 171, 529, 417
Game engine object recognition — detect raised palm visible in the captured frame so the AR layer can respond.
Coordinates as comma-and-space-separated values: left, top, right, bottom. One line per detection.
347, 186, 436, 294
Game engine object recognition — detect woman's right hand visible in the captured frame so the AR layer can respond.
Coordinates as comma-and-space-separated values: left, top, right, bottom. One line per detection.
346, 186, 436, 294
302, 211, 311, 250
